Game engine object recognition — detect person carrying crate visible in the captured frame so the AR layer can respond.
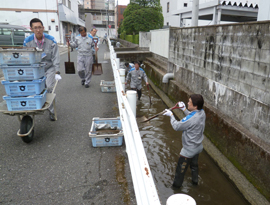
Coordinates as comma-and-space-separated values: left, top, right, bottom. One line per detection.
23, 18, 61, 121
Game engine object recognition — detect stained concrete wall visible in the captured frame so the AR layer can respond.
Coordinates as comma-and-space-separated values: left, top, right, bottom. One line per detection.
165, 21, 270, 200
169, 22, 270, 144
139, 32, 151, 48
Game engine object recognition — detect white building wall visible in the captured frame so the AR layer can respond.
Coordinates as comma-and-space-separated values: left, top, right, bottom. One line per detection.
0, 0, 84, 44
161, 0, 261, 28
160, 0, 182, 27
257, 0, 270, 20
0, 0, 60, 42
150, 28, 169, 58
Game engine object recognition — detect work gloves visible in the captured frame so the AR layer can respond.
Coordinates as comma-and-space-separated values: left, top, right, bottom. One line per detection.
163, 109, 173, 117
55, 74, 62, 81
178, 101, 186, 111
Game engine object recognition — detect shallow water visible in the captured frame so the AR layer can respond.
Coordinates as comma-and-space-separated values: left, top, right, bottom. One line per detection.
134, 84, 249, 205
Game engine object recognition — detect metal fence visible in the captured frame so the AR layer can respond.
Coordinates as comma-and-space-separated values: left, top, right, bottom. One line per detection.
108, 38, 161, 205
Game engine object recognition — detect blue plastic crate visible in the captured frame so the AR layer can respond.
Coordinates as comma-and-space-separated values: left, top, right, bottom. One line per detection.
89, 117, 123, 147
0, 63, 45, 81
100, 80, 116, 92
0, 47, 42, 64
1, 76, 46, 97
3, 90, 47, 111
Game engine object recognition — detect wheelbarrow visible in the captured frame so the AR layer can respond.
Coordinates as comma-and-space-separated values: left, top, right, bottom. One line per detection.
0, 80, 59, 143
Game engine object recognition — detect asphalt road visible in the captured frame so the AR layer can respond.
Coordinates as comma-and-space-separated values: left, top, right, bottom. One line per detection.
0, 44, 136, 204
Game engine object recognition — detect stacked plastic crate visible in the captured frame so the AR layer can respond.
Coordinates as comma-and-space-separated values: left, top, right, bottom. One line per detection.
0, 47, 47, 111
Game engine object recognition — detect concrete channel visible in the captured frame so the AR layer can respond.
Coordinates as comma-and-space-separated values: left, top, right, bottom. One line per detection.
114, 37, 269, 205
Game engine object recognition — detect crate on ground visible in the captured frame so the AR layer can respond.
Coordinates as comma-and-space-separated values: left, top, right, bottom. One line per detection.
1, 76, 46, 97
0, 47, 42, 64
89, 117, 123, 147
0, 63, 46, 81
100, 80, 116, 92
3, 90, 47, 111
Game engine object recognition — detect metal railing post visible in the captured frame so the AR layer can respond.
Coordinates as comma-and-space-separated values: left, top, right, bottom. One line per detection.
126, 90, 137, 117
119, 68, 125, 92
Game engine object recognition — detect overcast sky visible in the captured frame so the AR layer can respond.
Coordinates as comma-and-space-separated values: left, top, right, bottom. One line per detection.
115, 0, 129, 6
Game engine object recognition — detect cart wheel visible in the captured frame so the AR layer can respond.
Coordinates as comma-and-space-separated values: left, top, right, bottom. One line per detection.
20, 115, 34, 143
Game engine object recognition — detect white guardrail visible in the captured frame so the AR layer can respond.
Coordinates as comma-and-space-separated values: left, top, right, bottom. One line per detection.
108, 39, 161, 204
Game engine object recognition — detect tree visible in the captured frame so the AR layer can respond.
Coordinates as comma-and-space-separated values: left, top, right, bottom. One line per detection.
121, 1, 163, 35
130, 0, 160, 7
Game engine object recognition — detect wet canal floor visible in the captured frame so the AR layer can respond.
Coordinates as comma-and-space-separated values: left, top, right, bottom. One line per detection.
133, 84, 249, 205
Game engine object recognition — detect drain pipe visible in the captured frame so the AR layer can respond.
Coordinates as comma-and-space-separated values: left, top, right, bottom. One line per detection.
162, 73, 174, 83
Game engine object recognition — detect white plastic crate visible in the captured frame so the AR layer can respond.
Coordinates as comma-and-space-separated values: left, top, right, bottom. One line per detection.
0, 63, 45, 81
1, 76, 46, 97
3, 90, 47, 111
100, 80, 116, 92
0, 47, 42, 64
89, 117, 123, 147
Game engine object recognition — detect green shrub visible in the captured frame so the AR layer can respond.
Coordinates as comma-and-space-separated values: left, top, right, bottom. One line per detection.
125, 35, 133, 43
133, 34, 139, 44
120, 31, 126, 40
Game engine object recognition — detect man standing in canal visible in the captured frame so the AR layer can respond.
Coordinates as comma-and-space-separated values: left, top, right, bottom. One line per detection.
24, 18, 61, 121
125, 61, 149, 100
68, 27, 94, 88
163, 94, 206, 188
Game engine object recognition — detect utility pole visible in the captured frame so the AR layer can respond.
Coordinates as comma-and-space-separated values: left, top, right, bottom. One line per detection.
191, 0, 199, 27
116, 0, 118, 37
106, 0, 109, 36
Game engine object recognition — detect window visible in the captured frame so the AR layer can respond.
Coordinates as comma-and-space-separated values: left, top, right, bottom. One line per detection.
68, 0, 71, 9
14, 29, 25, 36
2, 28, 12, 35
167, 22, 169, 26
184, 3, 187, 7
63, 0, 66, 6
167, 2, 169, 13
120, 8, 125, 15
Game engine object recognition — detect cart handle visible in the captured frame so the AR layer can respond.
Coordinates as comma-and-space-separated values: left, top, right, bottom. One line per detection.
52, 79, 59, 94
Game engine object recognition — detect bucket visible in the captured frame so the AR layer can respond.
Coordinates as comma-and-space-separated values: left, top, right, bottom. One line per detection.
166, 194, 196, 205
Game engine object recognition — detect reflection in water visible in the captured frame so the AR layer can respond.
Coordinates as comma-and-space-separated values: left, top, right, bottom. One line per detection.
134, 84, 249, 205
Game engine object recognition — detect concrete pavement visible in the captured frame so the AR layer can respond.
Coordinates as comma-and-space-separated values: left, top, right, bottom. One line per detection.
0, 44, 137, 204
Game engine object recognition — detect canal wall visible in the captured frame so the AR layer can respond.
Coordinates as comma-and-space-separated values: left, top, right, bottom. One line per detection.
143, 21, 270, 203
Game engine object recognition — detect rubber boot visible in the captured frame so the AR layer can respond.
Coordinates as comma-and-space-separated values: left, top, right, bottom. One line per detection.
190, 154, 199, 185
137, 89, 142, 100
172, 156, 191, 188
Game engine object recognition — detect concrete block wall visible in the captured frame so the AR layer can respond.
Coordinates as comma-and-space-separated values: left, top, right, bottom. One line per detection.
139, 31, 151, 48
169, 22, 270, 144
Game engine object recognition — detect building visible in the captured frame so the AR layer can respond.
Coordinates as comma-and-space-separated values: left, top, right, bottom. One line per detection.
162, 0, 259, 27
80, 0, 116, 38
115, 5, 127, 28
59, 0, 85, 43
0, 0, 85, 44
257, 0, 270, 21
